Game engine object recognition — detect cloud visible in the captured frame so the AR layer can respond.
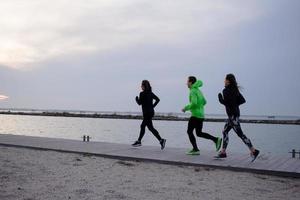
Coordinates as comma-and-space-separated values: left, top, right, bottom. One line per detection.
3, 1, 298, 116
0, 0, 262, 70
0, 95, 9, 100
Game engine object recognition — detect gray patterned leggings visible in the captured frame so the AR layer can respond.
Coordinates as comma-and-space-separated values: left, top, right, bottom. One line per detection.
222, 117, 253, 150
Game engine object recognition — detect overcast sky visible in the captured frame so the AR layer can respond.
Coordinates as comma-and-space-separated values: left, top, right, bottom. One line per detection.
0, 0, 299, 116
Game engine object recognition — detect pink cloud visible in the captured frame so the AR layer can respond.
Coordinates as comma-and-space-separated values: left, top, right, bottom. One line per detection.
0, 95, 9, 100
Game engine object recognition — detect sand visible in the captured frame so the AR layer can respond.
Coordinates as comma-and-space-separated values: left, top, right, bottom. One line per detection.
0, 146, 299, 200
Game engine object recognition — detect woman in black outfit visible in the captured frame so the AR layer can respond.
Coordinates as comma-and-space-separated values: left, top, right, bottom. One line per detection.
132, 80, 166, 149
217, 74, 259, 161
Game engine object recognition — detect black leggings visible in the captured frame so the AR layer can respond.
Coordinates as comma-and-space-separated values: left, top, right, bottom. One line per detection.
187, 117, 218, 151
222, 116, 253, 150
138, 115, 162, 142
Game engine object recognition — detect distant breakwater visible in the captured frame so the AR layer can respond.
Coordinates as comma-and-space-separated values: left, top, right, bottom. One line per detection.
0, 111, 299, 125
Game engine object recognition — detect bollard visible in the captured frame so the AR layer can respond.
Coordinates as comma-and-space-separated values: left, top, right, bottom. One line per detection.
83, 135, 86, 142
289, 149, 298, 158
87, 135, 90, 142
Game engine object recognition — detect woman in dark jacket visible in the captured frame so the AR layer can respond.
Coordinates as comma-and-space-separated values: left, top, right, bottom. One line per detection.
132, 80, 166, 150
217, 74, 259, 161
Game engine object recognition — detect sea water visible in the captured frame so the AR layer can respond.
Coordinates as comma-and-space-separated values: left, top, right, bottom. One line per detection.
0, 114, 299, 156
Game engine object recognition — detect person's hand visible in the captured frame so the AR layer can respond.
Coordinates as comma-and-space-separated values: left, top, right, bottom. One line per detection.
135, 96, 139, 101
218, 93, 223, 99
181, 108, 186, 113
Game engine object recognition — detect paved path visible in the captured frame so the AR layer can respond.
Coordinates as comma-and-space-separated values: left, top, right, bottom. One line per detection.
0, 134, 299, 177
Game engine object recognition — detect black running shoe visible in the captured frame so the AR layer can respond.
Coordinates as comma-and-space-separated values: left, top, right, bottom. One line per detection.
251, 149, 260, 162
132, 141, 141, 147
160, 139, 166, 150
214, 152, 227, 158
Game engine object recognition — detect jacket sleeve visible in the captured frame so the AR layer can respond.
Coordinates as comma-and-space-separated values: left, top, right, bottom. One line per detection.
184, 90, 197, 111
218, 92, 225, 105
136, 93, 142, 105
220, 89, 232, 106
237, 92, 246, 105
152, 92, 160, 108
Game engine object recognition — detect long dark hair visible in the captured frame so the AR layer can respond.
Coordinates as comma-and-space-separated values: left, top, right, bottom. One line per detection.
226, 74, 240, 92
142, 80, 152, 92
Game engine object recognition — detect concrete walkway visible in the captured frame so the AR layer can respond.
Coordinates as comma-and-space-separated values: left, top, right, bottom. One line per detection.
0, 134, 299, 177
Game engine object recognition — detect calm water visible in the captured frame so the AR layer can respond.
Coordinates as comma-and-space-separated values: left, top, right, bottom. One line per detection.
0, 114, 299, 156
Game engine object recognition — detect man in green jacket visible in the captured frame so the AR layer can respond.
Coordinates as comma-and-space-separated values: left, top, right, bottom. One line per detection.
182, 76, 222, 155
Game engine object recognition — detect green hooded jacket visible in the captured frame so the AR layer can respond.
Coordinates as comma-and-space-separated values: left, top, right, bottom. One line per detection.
184, 80, 206, 119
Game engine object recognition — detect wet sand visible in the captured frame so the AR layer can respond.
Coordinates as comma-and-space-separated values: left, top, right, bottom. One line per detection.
1, 146, 299, 200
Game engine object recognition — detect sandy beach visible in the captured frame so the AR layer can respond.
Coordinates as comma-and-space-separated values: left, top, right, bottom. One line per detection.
0, 146, 299, 200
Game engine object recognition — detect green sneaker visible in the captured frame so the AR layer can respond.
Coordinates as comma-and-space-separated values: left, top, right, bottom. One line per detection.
186, 149, 200, 155
215, 137, 222, 152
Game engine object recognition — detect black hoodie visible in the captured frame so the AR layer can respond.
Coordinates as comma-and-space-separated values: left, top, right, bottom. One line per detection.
218, 85, 246, 118
136, 90, 160, 117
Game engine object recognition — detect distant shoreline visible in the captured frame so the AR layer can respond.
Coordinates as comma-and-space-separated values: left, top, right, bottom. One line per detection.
1, 111, 299, 125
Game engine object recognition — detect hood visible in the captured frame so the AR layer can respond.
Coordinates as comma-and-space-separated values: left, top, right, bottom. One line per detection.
191, 80, 203, 89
